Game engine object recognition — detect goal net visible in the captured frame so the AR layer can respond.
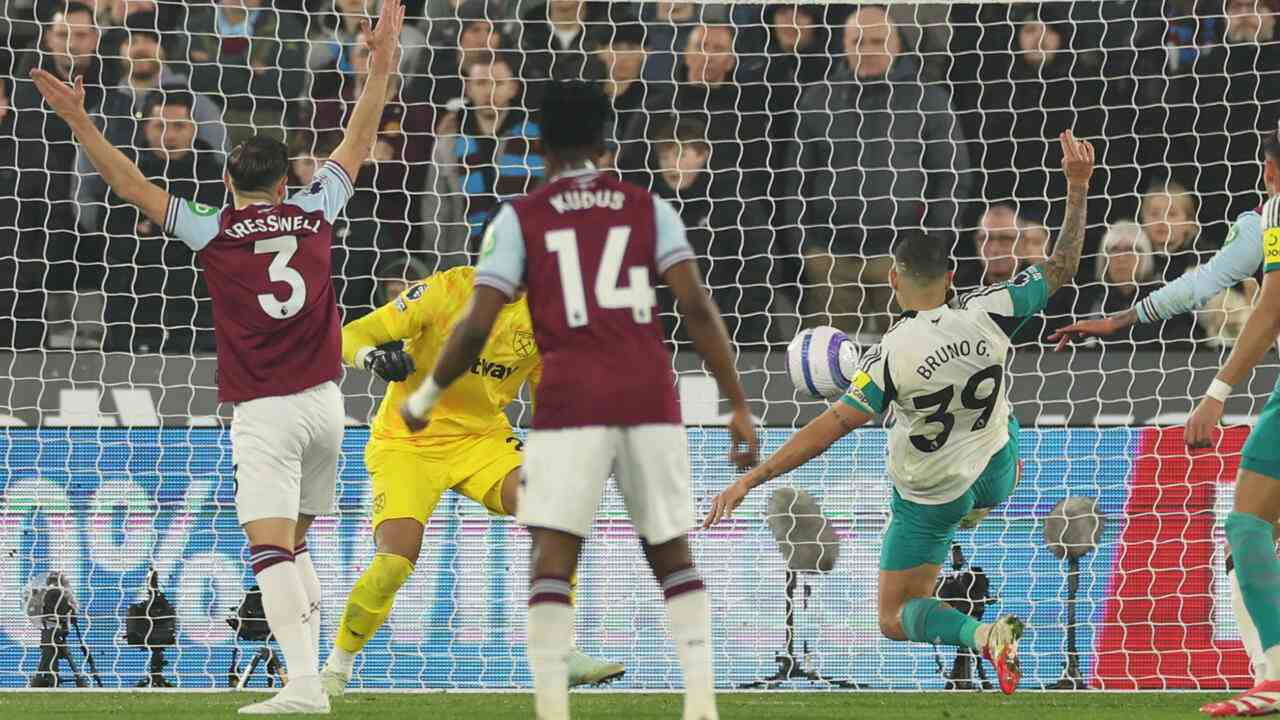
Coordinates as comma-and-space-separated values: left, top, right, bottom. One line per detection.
0, 0, 1275, 691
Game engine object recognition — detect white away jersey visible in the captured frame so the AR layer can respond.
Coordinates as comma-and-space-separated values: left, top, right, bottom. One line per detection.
841, 266, 1049, 504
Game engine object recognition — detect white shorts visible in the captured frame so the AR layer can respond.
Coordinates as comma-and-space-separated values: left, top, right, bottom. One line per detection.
517, 423, 693, 544
231, 381, 344, 525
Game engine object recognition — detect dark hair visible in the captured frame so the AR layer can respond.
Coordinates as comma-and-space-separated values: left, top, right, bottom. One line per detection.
57, 2, 95, 21
123, 12, 160, 42
142, 90, 194, 119
1264, 127, 1280, 166
539, 80, 611, 154
589, 20, 646, 50
647, 112, 709, 151
227, 135, 290, 194
892, 231, 951, 282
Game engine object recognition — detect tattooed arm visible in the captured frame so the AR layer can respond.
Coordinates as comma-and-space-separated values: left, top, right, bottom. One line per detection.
1037, 130, 1096, 295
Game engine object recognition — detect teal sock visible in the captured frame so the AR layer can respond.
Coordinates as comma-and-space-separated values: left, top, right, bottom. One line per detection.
901, 597, 981, 650
1226, 511, 1280, 649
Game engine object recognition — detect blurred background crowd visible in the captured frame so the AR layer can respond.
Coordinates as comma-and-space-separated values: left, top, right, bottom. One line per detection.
0, 0, 1274, 355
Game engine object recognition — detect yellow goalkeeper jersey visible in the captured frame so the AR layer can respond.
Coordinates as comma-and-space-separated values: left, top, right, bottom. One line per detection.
342, 266, 541, 444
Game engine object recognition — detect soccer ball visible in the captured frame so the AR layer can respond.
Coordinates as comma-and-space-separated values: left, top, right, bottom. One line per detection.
786, 326, 859, 400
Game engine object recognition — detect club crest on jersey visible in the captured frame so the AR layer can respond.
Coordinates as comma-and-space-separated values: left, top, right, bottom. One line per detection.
405, 283, 427, 301
512, 331, 535, 359
308, 180, 323, 195
187, 200, 218, 217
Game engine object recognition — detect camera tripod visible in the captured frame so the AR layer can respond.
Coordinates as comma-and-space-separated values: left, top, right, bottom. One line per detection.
31, 618, 102, 688
229, 642, 286, 689
738, 571, 859, 689
136, 647, 174, 688
1047, 555, 1086, 690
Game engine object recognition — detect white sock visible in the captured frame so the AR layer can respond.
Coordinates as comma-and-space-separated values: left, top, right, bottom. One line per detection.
328, 647, 356, 675
662, 571, 716, 720
294, 543, 323, 663
1266, 646, 1280, 683
528, 579, 573, 720
1231, 565, 1270, 684
256, 556, 319, 680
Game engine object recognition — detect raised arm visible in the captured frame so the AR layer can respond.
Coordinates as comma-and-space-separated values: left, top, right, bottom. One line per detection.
30, 70, 168, 227
1036, 130, 1096, 296
703, 401, 872, 528
665, 259, 760, 471
328, 0, 406, 181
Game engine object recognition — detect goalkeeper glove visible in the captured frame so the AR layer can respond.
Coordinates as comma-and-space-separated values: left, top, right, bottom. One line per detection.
364, 348, 416, 383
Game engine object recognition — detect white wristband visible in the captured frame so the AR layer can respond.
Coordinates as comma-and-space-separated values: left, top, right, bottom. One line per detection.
1206, 378, 1233, 403
406, 377, 443, 419
353, 346, 375, 369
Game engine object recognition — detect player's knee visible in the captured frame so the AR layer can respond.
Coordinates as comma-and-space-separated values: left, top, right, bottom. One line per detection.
374, 519, 424, 564
640, 536, 693, 581
878, 610, 906, 641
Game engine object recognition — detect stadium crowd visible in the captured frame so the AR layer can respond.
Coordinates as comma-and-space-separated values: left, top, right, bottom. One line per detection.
0, 0, 1275, 354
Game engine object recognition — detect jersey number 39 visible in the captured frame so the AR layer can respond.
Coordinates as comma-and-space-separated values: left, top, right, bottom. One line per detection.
546, 226, 657, 328
909, 365, 1003, 453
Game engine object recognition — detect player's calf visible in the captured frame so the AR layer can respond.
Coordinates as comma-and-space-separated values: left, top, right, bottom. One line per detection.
641, 537, 718, 720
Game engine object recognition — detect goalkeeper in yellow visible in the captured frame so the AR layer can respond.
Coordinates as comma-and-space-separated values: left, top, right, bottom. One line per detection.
320, 266, 625, 693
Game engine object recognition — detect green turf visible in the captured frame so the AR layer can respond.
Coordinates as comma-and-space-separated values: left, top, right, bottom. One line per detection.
0, 691, 1231, 719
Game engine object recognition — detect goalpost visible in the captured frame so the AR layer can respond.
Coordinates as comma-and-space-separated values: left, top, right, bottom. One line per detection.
0, 0, 1275, 691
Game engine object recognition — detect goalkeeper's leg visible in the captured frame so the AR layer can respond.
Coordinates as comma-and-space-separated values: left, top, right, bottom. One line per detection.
322, 518, 419, 696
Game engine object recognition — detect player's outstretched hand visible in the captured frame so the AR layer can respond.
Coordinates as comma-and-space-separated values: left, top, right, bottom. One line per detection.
364, 0, 406, 75
727, 404, 759, 472
399, 401, 429, 433
29, 70, 89, 125
1185, 397, 1223, 451
703, 479, 750, 529
365, 347, 416, 383
1048, 316, 1127, 351
1059, 129, 1095, 187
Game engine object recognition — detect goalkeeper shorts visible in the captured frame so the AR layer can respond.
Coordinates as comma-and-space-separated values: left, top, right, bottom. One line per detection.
1242, 385, 1280, 480
364, 430, 524, 530
880, 416, 1021, 572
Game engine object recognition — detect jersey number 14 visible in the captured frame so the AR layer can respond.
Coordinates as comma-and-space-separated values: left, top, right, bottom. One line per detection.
546, 226, 657, 328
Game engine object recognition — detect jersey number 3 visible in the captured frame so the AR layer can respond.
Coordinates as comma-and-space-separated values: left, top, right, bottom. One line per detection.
546, 226, 656, 328
255, 235, 306, 319
909, 365, 1003, 453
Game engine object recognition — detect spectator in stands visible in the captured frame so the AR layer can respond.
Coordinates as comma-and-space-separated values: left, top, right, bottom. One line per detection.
96, 19, 226, 156
649, 114, 774, 347
431, 51, 542, 250
176, 0, 308, 143
584, 20, 648, 177
640, 1, 699, 84
413, 0, 508, 107
96, 0, 163, 78
4, 2, 107, 349
646, 19, 771, 201
1074, 220, 1194, 349
1138, 178, 1209, 281
515, 0, 608, 83
955, 204, 1072, 345
784, 5, 972, 336
970, 5, 1099, 212
310, 0, 429, 85
1176, 0, 1280, 231
80, 19, 227, 233
101, 91, 223, 354
762, 4, 835, 177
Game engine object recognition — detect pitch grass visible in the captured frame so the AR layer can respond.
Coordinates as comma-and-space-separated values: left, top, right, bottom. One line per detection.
0, 691, 1230, 719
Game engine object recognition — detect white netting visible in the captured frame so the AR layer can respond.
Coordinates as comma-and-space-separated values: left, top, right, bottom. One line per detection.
0, 0, 1277, 692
